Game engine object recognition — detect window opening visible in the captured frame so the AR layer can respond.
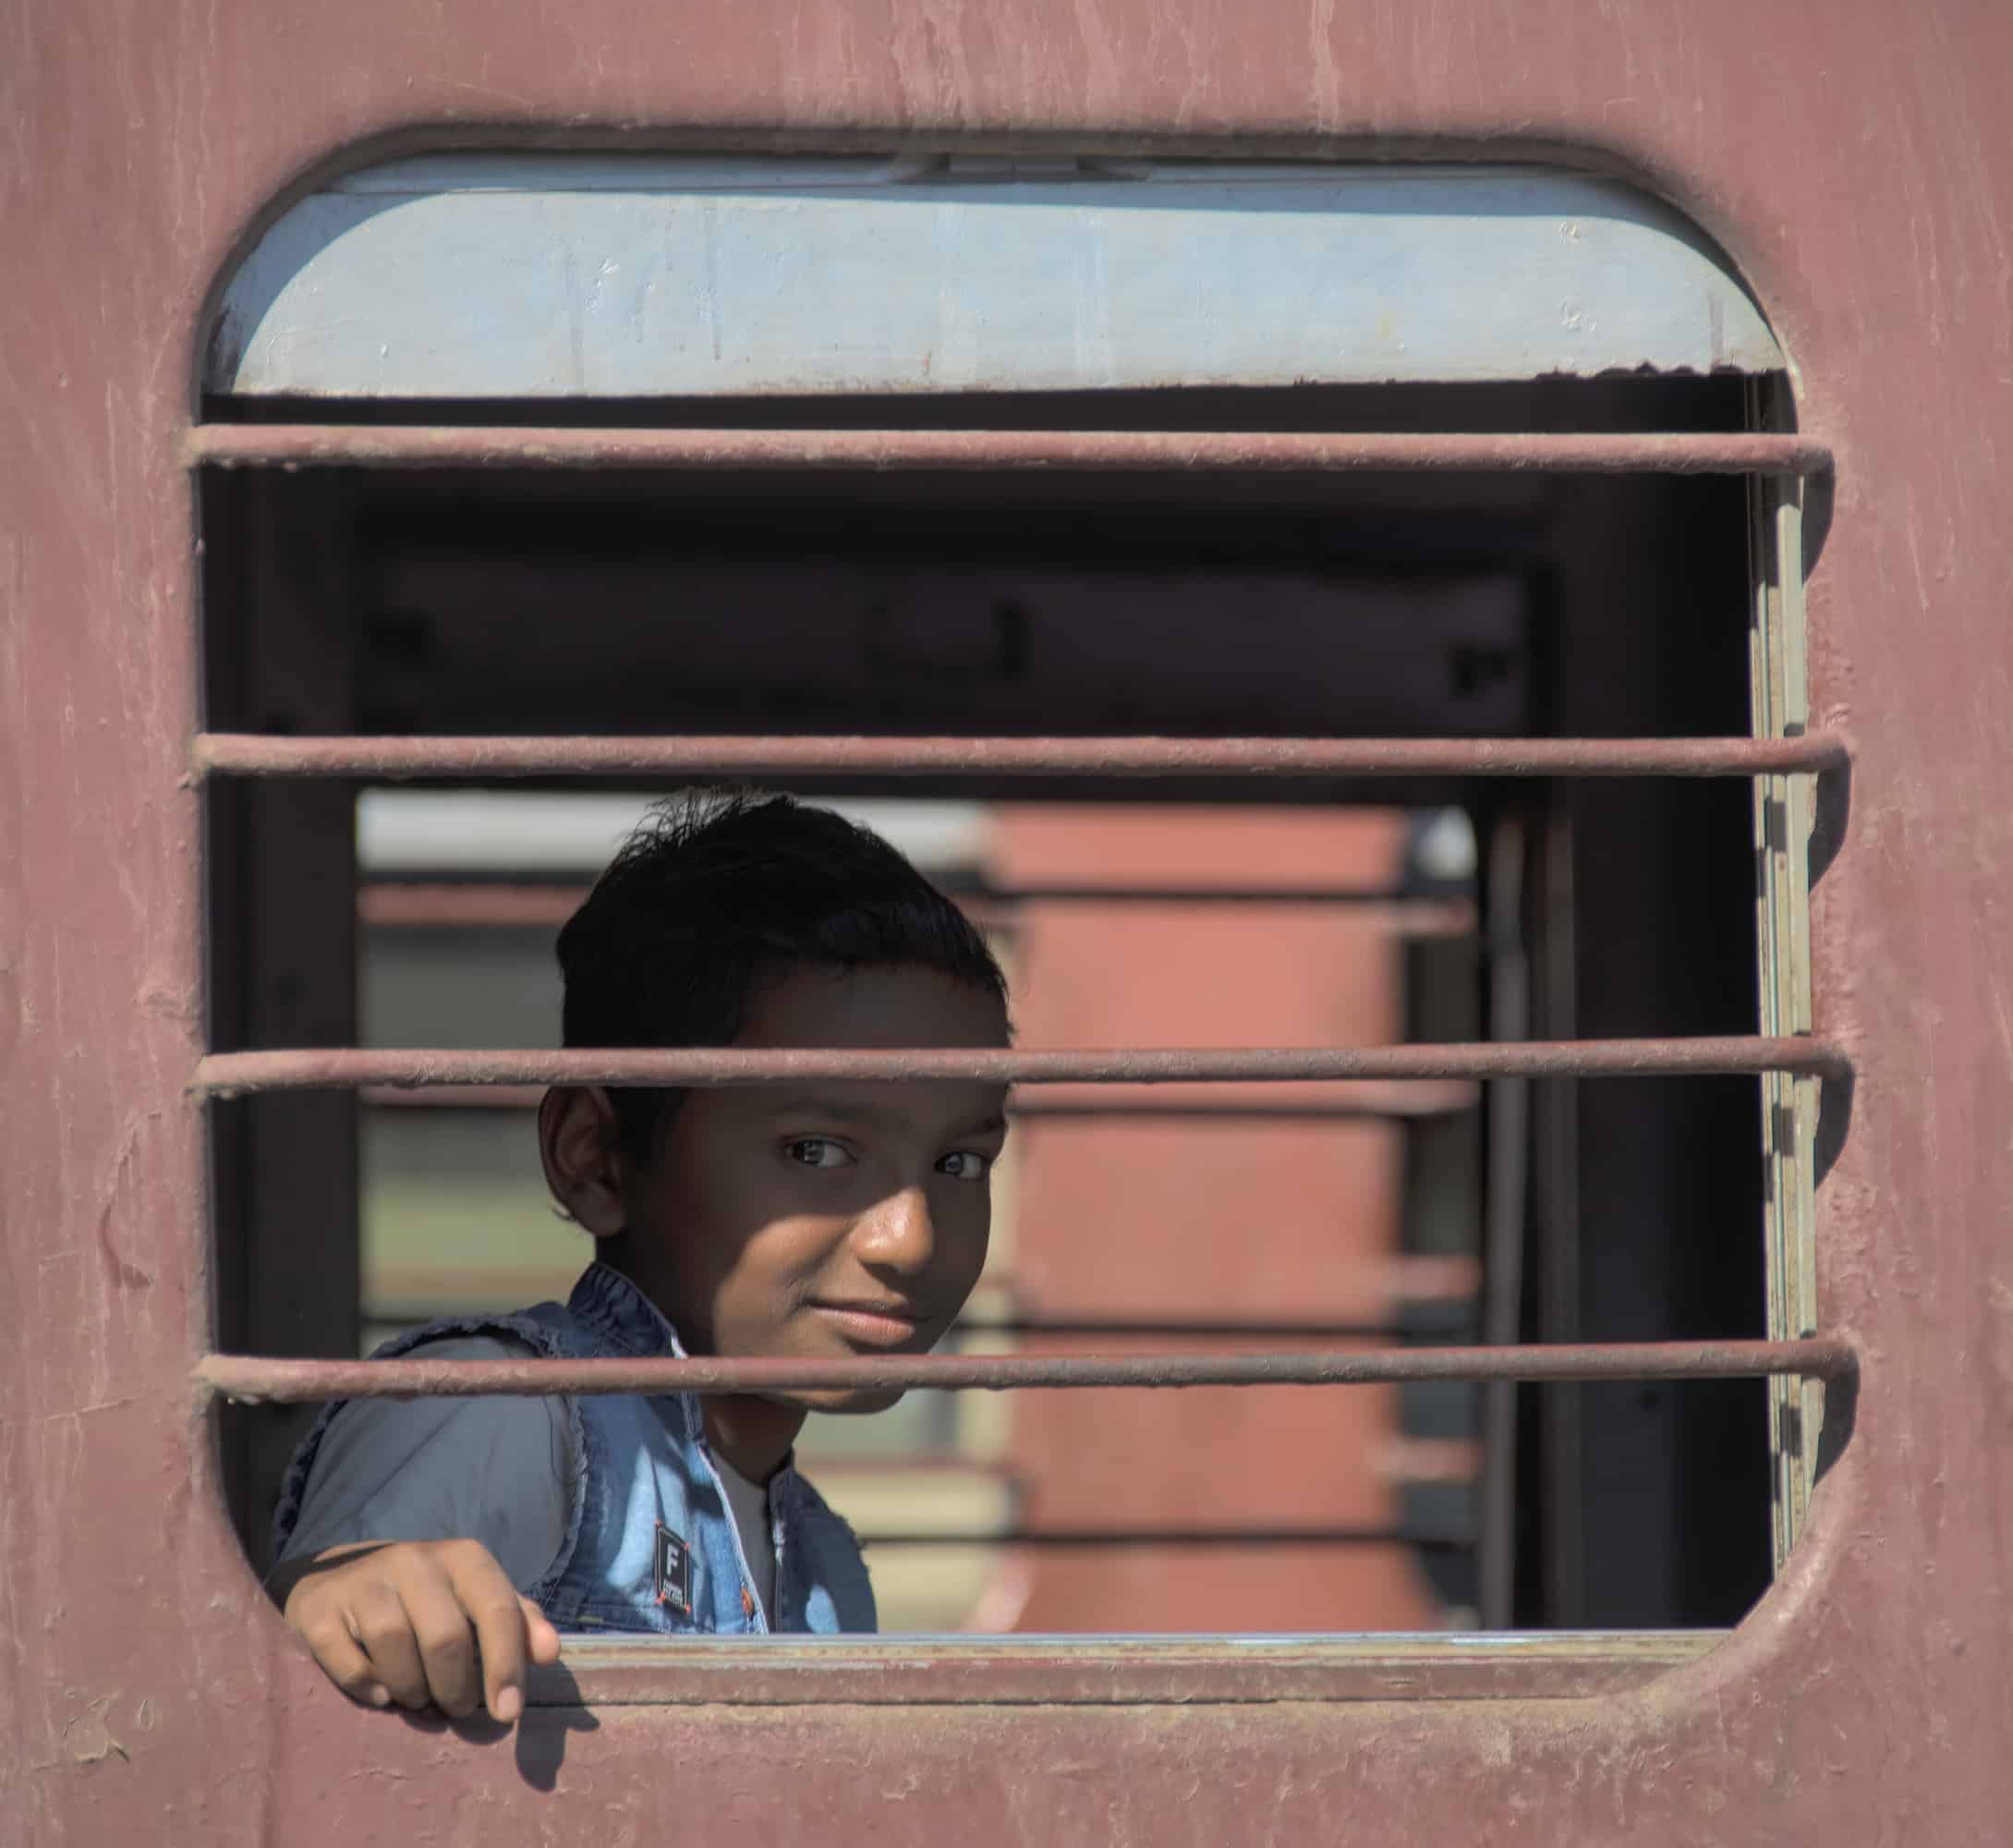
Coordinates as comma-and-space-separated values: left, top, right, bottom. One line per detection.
200, 399, 1839, 1645
193, 155, 1844, 1684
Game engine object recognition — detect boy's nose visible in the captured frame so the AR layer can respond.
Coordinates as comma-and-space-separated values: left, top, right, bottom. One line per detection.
855, 1185, 937, 1277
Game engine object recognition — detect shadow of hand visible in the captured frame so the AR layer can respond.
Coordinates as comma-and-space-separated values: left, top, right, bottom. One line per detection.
515, 1660, 602, 1792
374, 1660, 601, 1793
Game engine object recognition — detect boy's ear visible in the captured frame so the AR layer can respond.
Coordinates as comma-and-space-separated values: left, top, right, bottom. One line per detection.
538, 1086, 629, 1236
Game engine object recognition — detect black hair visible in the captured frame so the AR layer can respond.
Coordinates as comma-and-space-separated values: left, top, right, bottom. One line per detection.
556, 790, 1011, 1159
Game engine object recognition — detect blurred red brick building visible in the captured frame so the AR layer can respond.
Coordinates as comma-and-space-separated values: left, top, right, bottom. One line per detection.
989, 806, 1444, 1632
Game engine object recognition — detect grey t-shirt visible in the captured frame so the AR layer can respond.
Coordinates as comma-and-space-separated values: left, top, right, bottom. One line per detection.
276, 1333, 777, 1620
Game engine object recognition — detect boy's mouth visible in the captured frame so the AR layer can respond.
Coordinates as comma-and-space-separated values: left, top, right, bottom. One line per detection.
806, 1299, 930, 1348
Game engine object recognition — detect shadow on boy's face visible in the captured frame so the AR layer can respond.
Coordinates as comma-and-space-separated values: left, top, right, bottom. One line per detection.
608, 964, 1013, 1426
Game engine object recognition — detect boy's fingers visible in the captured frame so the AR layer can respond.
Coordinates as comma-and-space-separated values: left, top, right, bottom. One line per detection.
297, 1611, 390, 1708
280, 1541, 559, 1720
442, 1545, 536, 1722
347, 1579, 432, 1710
520, 1596, 564, 1666
400, 1563, 486, 1720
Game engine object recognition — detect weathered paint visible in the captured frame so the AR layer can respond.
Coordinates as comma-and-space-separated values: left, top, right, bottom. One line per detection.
210, 157, 1784, 398
6, 1, 2013, 1843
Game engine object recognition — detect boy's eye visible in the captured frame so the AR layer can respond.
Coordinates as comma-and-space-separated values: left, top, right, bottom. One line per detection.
937, 1150, 991, 1183
783, 1137, 852, 1169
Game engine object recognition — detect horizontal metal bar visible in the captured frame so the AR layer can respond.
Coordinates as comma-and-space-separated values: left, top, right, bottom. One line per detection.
197, 1035, 1850, 1098
186, 424, 1833, 476
192, 730, 1848, 782
194, 1337, 1853, 1403
857, 1526, 1471, 1550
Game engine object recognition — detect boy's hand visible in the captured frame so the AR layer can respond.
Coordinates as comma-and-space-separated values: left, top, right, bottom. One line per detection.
274, 1539, 563, 1722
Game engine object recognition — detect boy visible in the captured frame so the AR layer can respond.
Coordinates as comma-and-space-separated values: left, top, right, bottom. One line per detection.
269, 792, 1012, 1722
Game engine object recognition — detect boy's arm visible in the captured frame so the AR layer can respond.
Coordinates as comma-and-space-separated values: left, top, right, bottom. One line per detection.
271, 1335, 570, 1721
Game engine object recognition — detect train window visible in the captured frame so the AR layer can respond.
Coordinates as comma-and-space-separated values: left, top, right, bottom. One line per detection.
193, 155, 1845, 1694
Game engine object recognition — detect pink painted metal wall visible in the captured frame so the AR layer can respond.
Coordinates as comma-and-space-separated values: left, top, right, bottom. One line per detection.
5, 0, 2012, 1841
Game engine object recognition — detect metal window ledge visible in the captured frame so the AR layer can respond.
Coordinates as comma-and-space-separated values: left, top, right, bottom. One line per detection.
528, 1629, 1728, 1707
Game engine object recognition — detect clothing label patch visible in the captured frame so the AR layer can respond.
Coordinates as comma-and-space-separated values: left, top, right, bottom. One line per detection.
653, 1523, 692, 1615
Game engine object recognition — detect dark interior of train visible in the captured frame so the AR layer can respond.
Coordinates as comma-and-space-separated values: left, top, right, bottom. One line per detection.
202, 374, 1772, 1629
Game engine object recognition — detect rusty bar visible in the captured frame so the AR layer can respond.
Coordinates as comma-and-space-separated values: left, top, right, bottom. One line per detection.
193, 729, 1849, 782
185, 423, 1833, 475
194, 1336, 1855, 1403
196, 1035, 1851, 1098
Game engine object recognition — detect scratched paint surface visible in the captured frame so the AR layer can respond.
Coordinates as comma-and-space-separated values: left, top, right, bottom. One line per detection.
212, 159, 1782, 396
6, 0, 2013, 1841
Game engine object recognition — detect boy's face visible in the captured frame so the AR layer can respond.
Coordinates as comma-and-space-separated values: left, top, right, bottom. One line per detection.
616, 963, 1010, 1416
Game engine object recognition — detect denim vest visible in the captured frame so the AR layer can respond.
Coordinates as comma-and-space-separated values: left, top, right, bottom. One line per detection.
271, 1263, 877, 1636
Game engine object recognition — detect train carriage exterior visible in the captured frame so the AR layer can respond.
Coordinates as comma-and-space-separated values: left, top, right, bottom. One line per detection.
6, 0, 2012, 1841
